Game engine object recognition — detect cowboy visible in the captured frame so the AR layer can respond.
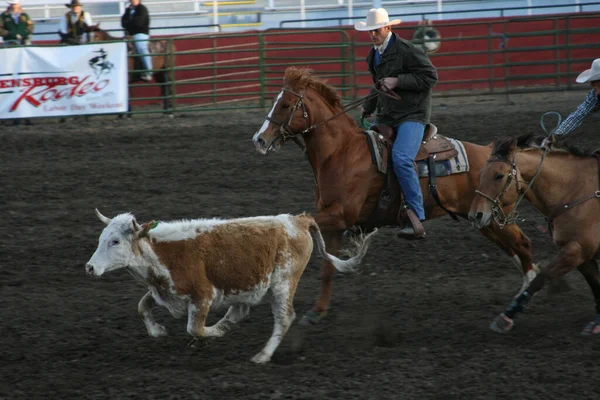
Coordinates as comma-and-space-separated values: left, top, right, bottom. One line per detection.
543, 58, 600, 146
0, 0, 34, 46
58, 0, 93, 45
355, 8, 438, 238
121, 0, 152, 81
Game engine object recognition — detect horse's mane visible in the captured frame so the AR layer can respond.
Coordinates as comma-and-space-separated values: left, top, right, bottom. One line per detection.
284, 67, 343, 111
492, 133, 596, 159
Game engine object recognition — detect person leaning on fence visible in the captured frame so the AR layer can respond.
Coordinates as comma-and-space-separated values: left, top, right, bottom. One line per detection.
58, 0, 93, 45
121, 0, 153, 82
355, 8, 438, 239
0, 0, 34, 46
541, 58, 600, 148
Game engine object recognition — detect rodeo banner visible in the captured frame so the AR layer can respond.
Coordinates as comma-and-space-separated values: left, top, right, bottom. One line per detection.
0, 42, 128, 119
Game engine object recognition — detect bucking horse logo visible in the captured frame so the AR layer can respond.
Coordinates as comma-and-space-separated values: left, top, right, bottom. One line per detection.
89, 48, 114, 78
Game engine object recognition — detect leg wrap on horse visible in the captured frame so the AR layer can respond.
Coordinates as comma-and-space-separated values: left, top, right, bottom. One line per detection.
505, 290, 532, 319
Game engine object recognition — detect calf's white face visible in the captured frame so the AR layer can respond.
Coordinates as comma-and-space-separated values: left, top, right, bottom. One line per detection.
86, 209, 144, 277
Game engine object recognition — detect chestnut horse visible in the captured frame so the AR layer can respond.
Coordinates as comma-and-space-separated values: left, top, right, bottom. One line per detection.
88, 24, 175, 116
469, 133, 600, 335
252, 67, 537, 326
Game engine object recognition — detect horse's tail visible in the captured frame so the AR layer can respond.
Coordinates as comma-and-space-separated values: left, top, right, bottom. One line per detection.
162, 39, 175, 66
160, 39, 176, 81
302, 215, 377, 274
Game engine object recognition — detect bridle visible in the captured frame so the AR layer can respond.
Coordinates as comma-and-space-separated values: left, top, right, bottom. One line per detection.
264, 79, 400, 153
475, 151, 548, 229
474, 156, 527, 229
264, 87, 310, 151
474, 111, 562, 229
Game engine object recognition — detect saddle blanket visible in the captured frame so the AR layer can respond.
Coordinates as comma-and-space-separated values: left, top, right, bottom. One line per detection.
363, 130, 470, 178
416, 138, 470, 178
363, 129, 387, 173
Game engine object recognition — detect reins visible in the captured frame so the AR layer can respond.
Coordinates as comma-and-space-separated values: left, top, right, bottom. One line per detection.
474, 111, 560, 229
268, 78, 402, 153
297, 79, 402, 137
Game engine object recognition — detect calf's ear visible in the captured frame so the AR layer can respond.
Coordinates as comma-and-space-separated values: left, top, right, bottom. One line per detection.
134, 220, 157, 239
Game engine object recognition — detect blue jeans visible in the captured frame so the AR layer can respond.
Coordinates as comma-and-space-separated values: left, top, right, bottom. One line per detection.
392, 121, 425, 220
133, 33, 152, 72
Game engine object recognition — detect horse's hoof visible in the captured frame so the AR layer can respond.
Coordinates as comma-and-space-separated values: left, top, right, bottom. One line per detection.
299, 309, 326, 327
581, 319, 600, 336
489, 313, 514, 334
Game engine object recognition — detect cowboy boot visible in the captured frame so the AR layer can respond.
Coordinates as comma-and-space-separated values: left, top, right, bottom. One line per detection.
398, 208, 426, 239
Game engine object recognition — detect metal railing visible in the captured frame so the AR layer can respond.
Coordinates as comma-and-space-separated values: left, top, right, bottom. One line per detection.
279, 1, 600, 27
29, 24, 222, 41
3, 12, 600, 119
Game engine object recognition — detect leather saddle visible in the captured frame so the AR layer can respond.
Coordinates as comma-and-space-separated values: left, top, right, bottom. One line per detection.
371, 123, 458, 167
361, 122, 459, 231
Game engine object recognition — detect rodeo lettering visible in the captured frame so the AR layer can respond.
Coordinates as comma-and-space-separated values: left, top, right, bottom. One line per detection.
9, 76, 110, 112
0, 76, 80, 89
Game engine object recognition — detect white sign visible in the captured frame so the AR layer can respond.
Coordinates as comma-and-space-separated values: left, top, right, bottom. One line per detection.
0, 42, 128, 119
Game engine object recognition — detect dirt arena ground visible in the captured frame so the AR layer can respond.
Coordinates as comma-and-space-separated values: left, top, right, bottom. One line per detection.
2, 90, 600, 400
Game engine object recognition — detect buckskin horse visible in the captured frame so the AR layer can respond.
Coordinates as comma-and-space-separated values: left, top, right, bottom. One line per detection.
469, 133, 600, 335
88, 24, 175, 117
252, 66, 539, 326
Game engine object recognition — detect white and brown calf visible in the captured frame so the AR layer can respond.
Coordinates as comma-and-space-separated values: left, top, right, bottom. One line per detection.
86, 209, 376, 363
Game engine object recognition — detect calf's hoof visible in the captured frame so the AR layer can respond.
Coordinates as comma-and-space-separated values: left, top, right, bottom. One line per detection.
489, 313, 514, 334
251, 352, 271, 364
148, 324, 168, 337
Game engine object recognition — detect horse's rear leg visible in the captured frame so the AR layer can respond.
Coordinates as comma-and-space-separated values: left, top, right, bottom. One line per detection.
298, 206, 346, 327
300, 229, 344, 326
161, 71, 172, 117
577, 260, 600, 335
490, 240, 585, 334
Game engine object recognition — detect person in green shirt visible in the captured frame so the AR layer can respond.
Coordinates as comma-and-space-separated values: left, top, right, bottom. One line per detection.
0, 0, 34, 46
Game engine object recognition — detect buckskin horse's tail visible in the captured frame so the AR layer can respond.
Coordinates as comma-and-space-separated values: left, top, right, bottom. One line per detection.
303, 215, 377, 274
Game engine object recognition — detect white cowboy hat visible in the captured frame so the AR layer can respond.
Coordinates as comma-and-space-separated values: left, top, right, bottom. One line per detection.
576, 58, 600, 83
354, 8, 401, 31
7, 0, 20, 4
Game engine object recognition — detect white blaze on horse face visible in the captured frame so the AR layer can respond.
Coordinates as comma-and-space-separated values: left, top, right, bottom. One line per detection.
253, 90, 283, 151
86, 214, 137, 276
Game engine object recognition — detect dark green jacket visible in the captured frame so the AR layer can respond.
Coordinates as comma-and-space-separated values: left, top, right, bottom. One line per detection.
363, 33, 438, 127
0, 11, 33, 41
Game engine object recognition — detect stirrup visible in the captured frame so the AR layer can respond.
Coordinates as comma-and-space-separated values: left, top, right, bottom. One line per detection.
398, 208, 425, 239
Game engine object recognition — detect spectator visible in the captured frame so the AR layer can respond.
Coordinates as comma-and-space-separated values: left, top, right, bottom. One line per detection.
0, 0, 34, 46
121, 0, 152, 81
58, 0, 92, 45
